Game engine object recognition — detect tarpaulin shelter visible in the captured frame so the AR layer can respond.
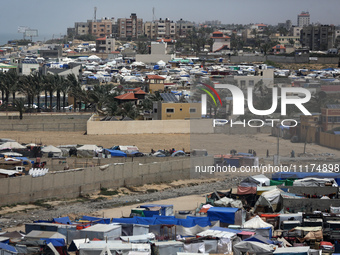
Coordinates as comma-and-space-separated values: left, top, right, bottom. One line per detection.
0, 142, 25, 150
150, 241, 184, 255
233, 241, 275, 255
79, 241, 151, 255
41, 145, 62, 157
252, 174, 271, 187
77, 145, 101, 157
79, 224, 122, 240
242, 216, 274, 239
244, 234, 274, 244
139, 204, 173, 216
293, 177, 338, 187
68, 238, 90, 252
214, 197, 243, 208
120, 233, 155, 243
104, 149, 127, 157
254, 188, 283, 213
270, 179, 295, 186
80, 216, 111, 224
25, 231, 66, 241
272, 172, 340, 185
0, 242, 17, 254
207, 207, 242, 225
237, 176, 259, 195
274, 246, 310, 255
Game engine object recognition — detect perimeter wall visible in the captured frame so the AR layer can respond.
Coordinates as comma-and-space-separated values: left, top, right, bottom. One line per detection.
0, 156, 214, 206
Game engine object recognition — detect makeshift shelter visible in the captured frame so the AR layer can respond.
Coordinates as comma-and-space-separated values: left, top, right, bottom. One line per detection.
214, 197, 243, 208
272, 172, 340, 185
80, 224, 122, 240
243, 234, 274, 245
79, 241, 151, 255
68, 238, 90, 252
41, 145, 62, 157
139, 204, 173, 216
0, 242, 17, 255
254, 188, 283, 213
233, 241, 275, 255
274, 246, 311, 255
207, 207, 242, 226
242, 216, 274, 239
77, 145, 101, 157
24, 231, 66, 241
252, 174, 271, 187
151, 241, 184, 255
237, 177, 259, 195
104, 149, 127, 157
293, 177, 338, 187
120, 233, 155, 243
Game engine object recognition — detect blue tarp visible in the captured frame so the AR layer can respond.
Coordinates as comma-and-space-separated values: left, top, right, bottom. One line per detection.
40, 238, 65, 247
111, 216, 211, 227
272, 172, 340, 185
53, 217, 71, 224
0, 242, 17, 253
244, 234, 274, 244
140, 204, 172, 216
104, 149, 127, 157
207, 207, 239, 224
81, 216, 111, 224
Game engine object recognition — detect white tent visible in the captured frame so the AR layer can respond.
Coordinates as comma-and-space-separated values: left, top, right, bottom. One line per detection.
254, 188, 283, 213
88, 55, 101, 60
157, 60, 166, 66
77, 144, 102, 157
242, 216, 274, 231
214, 197, 243, 208
41, 145, 62, 157
0, 142, 25, 149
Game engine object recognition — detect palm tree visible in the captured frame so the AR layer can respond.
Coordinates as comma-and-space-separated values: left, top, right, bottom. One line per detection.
67, 73, 81, 112
13, 98, 26, 120
60, 77, 71, 111
18, 75, 34, 108
30, 73, 44, 111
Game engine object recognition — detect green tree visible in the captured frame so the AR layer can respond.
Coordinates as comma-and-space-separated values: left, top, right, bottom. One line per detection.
13, 98, 26, 120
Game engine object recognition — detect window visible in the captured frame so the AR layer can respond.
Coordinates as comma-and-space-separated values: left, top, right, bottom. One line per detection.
166, 108, 174, 113
190, 108, 196, 113
154, 108, 157, 113
240, 80, 246, 87
249, 80, 254, 86
328, 116, 333, 122
180, 108, 182, 111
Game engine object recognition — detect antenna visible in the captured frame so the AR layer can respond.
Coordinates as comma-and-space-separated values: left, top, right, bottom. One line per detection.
94, 7, 97, 21
152, 7, 155, 22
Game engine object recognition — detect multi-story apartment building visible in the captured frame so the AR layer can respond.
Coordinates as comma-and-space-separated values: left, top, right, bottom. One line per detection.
96, 37, 115, 53
117, 13, 143, 39
176, 19, 194, 38
297, 12, 310, 27
270, 34, 301, 48
75, 22, 90, 36
300, 25, 336, 51
90, 18, 115, 38
144, 18, 176, 39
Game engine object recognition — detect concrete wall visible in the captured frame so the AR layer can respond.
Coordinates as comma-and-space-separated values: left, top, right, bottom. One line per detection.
0, 157, 199, 206
87, 118, 272, 135
0, 114, 90, 132
319, 132, 340, 150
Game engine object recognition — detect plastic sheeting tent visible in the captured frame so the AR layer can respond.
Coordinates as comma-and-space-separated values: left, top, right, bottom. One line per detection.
207, 207, 242, 225
41, 145, 62, 157
79, 241, 150, 255
242, 216, 274, 239
0, 142, 25, 150
233, 241, 275, 255
293, 177, 338, 187
254, 188, 283, 213
77, 145, 101, 157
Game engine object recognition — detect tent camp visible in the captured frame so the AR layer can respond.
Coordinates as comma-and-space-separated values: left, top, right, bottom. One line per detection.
252, 174, 271, 187
237, 177, 259, 195
151, 241, 184, 255
41, 145, 62, 157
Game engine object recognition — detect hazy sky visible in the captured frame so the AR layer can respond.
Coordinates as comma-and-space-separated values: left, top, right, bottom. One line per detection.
1, 0, 340, 41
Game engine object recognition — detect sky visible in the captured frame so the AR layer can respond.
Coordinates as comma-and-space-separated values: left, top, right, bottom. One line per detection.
1, 0, 340, 44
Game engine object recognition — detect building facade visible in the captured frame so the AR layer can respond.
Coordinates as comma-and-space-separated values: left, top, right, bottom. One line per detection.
90, 18, 115, 38
144, 18, 176, 39
117, 13, 143, 39
297, 12, 310, 27
300, 25, 336, 51
321, 105, 340, 132
96, 37, 115, 53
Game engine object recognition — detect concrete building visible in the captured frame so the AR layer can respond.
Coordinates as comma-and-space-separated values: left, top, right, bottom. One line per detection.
75, 22, 90, 36
135, 42, 174, 64
270, 35, 301, 48
176, 19, 194, 38
117, 13, 143, 39
144, 18, 176, 39
211, 31, 231, 52
153, 102, 201, 120
145, 74, 166, 93
297, 12, 310, 27
321, 104, 340, 132
90, 18, 115, 38
234, 69, 274, 89
300, 25, 336, 51
16, 59, 40, 75
96, 37, 115, 53
290, 26, 303, 37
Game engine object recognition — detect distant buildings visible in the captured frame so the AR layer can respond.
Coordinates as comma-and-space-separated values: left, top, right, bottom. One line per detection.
211, 31, 230, 52
300, 25, 336, 51
117, 13, 143, 39
297, 11, 310, 27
